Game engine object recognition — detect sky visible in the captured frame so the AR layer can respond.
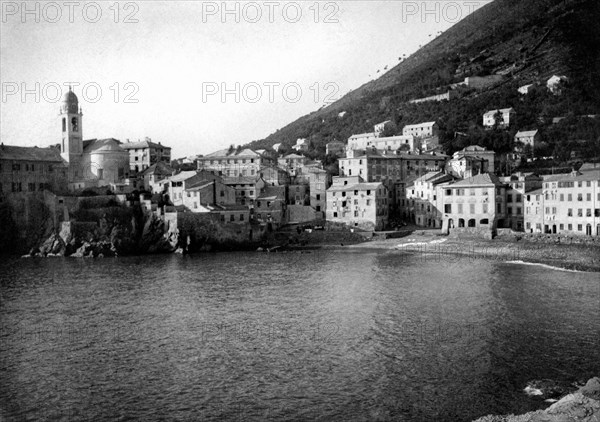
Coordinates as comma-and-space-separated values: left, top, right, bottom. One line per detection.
1, 1, 487, 158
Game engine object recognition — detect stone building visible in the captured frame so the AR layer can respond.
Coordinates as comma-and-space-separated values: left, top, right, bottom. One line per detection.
0, 144, 68, 196
122, 138, 171, 173
524, 170, 600, 236
326, 176, 388, 231
440, 173, 507, 234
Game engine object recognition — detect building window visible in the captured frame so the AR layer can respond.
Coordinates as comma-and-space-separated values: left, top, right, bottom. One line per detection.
230, 214, 234, 222
578, 209, 583, 217
568, 224, 572, 230
444, 204, 451, 213
240, 214, 244, 221
578, 224, 582, 231
508, 207, 512, 215
469, 204, 475, 214
333, 212, 338, 217
568, 193, 572, 201
586, 209, 592, 217
568, 208, 573, 216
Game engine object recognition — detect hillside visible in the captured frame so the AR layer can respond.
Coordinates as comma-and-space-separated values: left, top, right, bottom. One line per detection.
246, 0, 600, 163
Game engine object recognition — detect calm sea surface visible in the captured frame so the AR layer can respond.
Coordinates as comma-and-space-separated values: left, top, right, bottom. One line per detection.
1, 251, 599, 421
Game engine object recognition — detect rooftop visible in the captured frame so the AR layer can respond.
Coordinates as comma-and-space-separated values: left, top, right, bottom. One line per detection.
122, 140, 170, 150
449, 173, 503, 187
403, 121, 437, 128
328, 182, 383, 192
0, 144, 64, 162
139, 161, 173, 176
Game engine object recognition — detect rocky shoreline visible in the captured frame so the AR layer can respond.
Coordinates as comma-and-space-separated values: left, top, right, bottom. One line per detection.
474, 377, 600, 422
21, 224, 600, 272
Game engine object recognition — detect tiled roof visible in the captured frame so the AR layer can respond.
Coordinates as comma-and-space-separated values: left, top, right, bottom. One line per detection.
484, 108, 515, 116
204, 148, 261, 158
164, 170, 197, 183
403, 121, 437, 128
515, 130, 539, 137
82, 138, 126, 154
186, 181, 214, 191
223, 176, 260, 185
542, 171, 600, 183
139, 161, 173, 176
449, 173, 503, 187
0, 144, 64, 162
122, 140, 170, 150
328, 182, 383, 192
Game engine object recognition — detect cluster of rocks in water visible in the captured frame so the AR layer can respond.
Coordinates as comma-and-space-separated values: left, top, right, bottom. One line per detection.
475, 377, 600, 422
24, 213, 179, 258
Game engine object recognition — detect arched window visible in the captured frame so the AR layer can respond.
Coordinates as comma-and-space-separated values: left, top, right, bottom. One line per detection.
480, 219, 489, 225
468, 219, 476, 227
71, 117, 78, 132
458, 219, 465, 227
62, 118, 66, 132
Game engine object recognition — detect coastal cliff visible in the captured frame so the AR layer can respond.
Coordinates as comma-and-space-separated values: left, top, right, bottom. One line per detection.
474, 377, 600, 422
14, 194, 268, 258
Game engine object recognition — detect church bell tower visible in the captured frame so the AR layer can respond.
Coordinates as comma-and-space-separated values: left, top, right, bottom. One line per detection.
59, 86, 83, 164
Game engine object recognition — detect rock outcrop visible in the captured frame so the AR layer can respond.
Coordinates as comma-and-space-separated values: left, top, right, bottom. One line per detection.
475, 377, 600, 422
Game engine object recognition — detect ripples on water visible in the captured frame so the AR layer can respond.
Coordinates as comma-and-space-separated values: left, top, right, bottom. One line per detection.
1, 251, 599, 421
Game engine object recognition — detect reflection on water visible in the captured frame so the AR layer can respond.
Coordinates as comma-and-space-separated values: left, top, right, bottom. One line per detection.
1, 251, 598, 421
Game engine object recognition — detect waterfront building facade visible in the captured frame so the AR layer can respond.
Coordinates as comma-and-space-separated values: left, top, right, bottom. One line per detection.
499, 172, 543, 231
326, 176, 388, 231
406, 171, 455, 228
440, 173, 507, 233
524, 170, 600, 236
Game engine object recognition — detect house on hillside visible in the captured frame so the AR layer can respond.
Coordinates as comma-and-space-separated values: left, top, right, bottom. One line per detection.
292, 138, 309, 152
402, 122, 439, 138
326, 141, 346, 156
514, 130, 540, 154
139, 161, 173, 193
518, 84, 535, 95
547, 75, 568, 95
483, 108, 515, 129
446, 145, 496, 177
122, 138, 171, 173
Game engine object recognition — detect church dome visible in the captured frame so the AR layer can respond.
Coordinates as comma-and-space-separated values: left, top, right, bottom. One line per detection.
60, 87, 79, 114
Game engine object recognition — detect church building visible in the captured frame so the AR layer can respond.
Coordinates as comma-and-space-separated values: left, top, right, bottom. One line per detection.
58, 87, 130, 191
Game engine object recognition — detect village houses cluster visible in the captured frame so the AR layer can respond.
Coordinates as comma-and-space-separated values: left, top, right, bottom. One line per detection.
1, 76, 599, 238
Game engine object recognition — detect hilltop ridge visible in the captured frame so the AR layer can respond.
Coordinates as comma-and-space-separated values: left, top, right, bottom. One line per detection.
245, 0, 600, 162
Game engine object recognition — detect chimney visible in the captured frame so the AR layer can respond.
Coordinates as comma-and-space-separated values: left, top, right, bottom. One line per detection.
213, 180, 217, 206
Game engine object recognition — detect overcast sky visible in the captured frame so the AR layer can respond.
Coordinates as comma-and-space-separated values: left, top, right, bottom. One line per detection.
1, 1, 486, 158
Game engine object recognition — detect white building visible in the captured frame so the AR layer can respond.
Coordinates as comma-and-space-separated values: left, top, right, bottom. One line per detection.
402, 122, 439, 138
292, 138, 309, 152
547, 75, 568, 95
483, 108, 515, 128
